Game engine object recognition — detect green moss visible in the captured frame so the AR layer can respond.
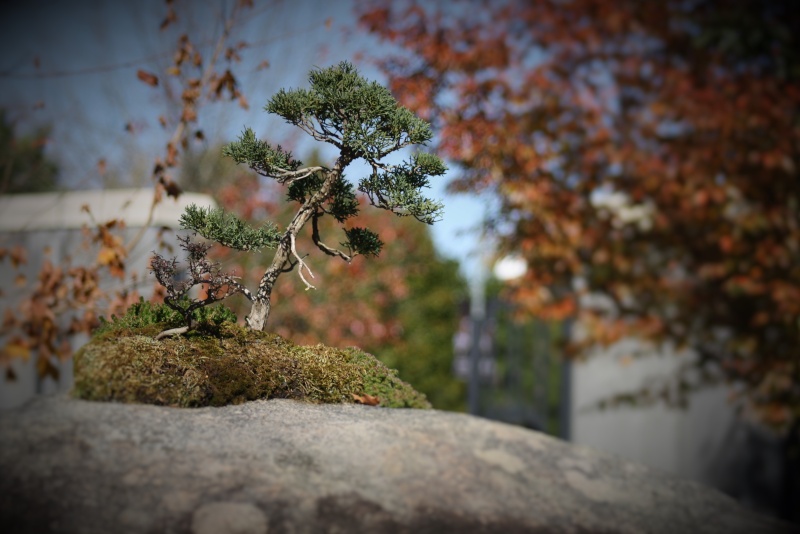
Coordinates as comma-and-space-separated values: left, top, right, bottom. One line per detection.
72, 321, 430, 409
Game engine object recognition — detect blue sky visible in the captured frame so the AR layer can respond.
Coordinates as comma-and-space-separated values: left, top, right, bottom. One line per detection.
0, 0, 491, 280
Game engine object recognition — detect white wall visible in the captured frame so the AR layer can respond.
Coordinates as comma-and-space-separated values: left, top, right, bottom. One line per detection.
569, 336, 784, 512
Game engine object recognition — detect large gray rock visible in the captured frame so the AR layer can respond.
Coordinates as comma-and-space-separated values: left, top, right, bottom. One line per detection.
0, 394, 795, 534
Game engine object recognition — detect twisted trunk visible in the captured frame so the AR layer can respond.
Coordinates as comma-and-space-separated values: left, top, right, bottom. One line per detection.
245, 155, 351, 331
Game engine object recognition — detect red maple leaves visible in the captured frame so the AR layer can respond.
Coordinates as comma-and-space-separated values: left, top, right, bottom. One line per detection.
359, 0, 800, 431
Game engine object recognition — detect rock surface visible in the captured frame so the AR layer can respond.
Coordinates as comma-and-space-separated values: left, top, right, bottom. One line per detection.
0, 394, 795, 534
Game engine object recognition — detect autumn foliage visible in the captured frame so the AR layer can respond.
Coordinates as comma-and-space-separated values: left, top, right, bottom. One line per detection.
0, 1, 257, 385
358, 0, 800, 431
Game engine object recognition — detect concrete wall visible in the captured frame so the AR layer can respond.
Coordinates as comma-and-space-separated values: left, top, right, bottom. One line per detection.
570, 337, 786, 517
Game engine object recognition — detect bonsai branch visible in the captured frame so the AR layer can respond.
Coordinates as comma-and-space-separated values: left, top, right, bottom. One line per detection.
150, 234, 243, 338
312, 213, 353, 262
290, 233, 316, 290
273, 166, 325, 185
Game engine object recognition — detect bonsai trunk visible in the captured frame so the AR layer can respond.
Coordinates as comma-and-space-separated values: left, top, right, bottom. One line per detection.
245, 299, 271, 331
245, 257, 282, 331
245, 156, 351, 331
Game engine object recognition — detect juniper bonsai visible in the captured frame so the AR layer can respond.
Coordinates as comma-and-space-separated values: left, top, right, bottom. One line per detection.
159, 61, 446, 332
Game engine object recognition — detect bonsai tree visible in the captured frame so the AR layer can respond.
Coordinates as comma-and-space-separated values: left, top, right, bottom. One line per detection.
149, 235, 241, 339
154, 61, 446, 332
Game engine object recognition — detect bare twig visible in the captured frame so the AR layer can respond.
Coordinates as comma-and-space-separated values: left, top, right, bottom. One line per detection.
270, 165, 325, 184
155, 325, 190, 340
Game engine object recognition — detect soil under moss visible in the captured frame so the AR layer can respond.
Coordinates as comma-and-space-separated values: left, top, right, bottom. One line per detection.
72, 322, 431, 409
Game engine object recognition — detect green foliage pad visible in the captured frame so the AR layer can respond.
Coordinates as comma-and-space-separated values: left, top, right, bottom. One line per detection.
180, 204, 280, 252
223, 61, 446, 225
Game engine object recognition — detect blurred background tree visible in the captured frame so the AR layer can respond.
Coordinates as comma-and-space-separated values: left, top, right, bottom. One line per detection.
0, 110, 58, 194
180, 145, 467, 410
358, 0, 800, 432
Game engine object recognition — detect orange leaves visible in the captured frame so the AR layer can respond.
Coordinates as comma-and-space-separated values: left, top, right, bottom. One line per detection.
165, 142, 179, 167
67, 267, 101, 304
718, 234, 735, 254
224, 43, 245, 63
181, 81, 201, 103
352, 393, 381, 406
179, 103, 197, 123
2, 0, 265, 392
90, 221, 127, 279
10, 246, 29, 267
160, 0, 177, 31
35, 260, 67, 301
159, 175, 182, 199
0, 245, 28, 268
36, 354, 59, 381
173, 34, 200, 68
697, 262, 730, 281
756, 402, 792, 428
3, 252, 93, 379
210, 69, 238, 100
768, 281, 800, 318
96, 247, 119, 266
177, 79, 202, 126
136, 69, 159, 87
2, 339, 31, 362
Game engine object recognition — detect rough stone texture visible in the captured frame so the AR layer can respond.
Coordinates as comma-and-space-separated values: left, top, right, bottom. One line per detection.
0, 395, 795, 534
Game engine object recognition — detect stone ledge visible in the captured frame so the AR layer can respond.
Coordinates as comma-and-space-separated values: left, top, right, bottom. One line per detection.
1, 394, 795, 533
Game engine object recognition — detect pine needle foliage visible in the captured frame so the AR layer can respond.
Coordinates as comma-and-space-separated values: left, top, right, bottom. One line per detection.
180, 204, 280, 252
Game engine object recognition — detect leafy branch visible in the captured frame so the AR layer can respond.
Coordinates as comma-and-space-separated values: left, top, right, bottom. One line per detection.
180, 204, 281, 252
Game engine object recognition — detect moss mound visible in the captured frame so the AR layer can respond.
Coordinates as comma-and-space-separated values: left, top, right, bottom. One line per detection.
72, 321, 430, 409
